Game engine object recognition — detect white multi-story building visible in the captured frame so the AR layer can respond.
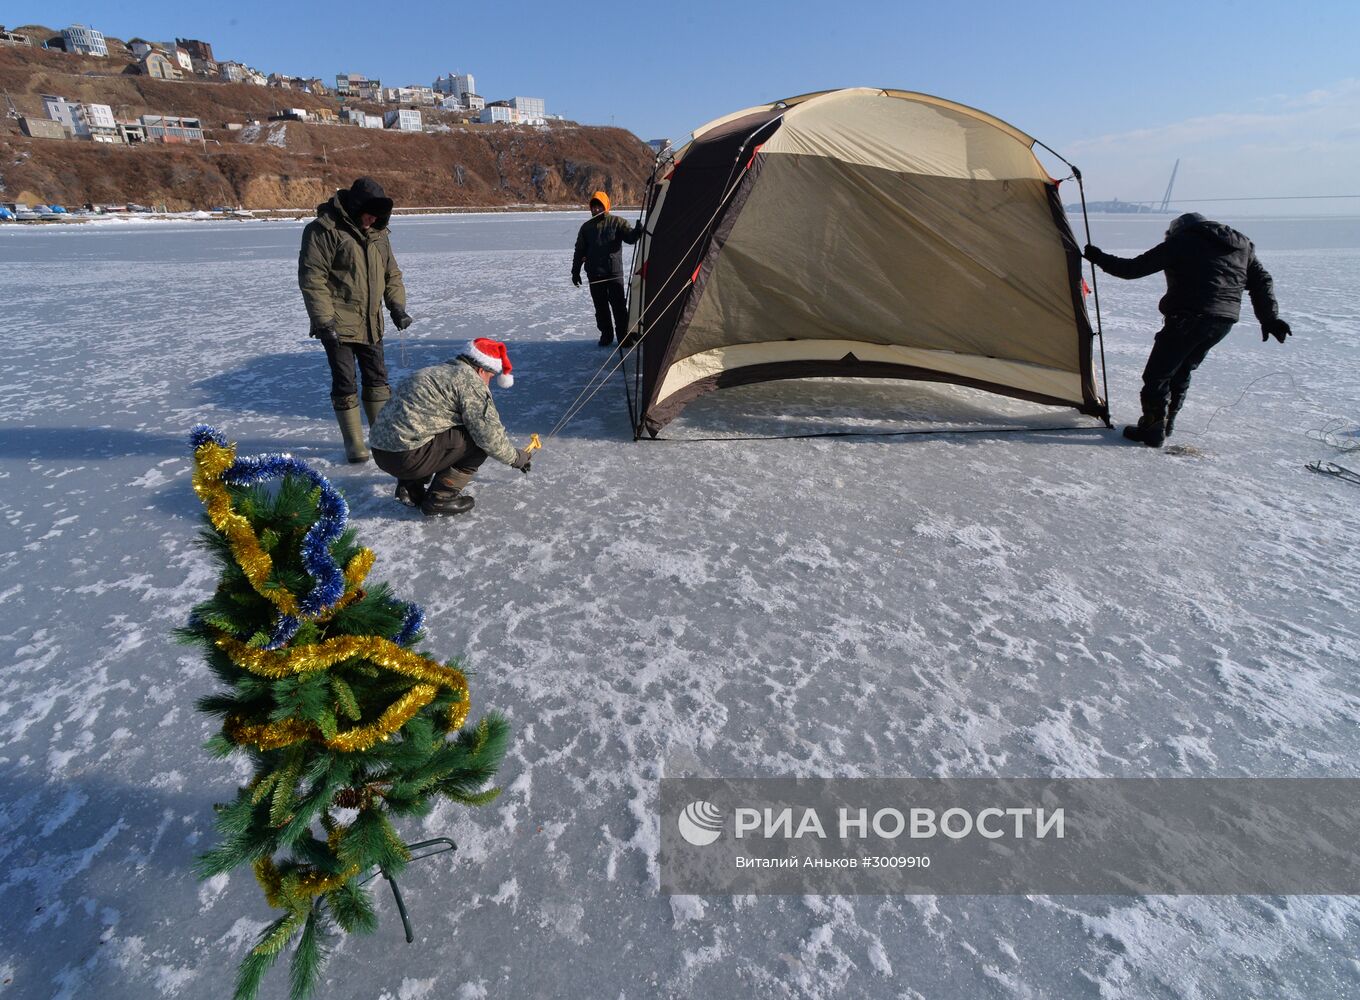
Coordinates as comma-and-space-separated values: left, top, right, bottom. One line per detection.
84, 103, 119, 143
509, 97, 546, 123
172, 46, 194, 73
61, 24, 107, 57
85, 104, 116, 129
440, 93, 484, 112
434, 73, 475, 99
383, 109, 422, 131
219, 62, 248, 84
42, 95, 84, 134
478, 104, 515, 125
386, 86, 436, 105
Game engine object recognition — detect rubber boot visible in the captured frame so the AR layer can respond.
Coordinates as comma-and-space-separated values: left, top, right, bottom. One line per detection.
394, 478, 428, 508
1122, 414, 1167, 448
1165, 392, 1185, 439
332, 397, 370, 463
421, 467, 476, 517
362, 384, 391, 426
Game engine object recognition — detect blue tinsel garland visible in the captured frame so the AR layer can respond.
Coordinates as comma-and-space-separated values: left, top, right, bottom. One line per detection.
189, 425, 427, 651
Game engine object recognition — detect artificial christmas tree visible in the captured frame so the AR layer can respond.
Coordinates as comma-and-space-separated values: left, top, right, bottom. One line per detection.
179, 426, 509, 1000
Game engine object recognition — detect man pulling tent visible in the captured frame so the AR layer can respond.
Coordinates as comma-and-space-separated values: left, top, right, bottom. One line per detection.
627, 88, 1108, 436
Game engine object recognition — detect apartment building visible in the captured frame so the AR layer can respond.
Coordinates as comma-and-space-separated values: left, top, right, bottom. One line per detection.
61, 24, 107, 57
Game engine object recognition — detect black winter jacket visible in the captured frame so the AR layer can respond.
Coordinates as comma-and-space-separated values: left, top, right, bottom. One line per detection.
572, 213, 641, 280
1087, 220, 1279, 324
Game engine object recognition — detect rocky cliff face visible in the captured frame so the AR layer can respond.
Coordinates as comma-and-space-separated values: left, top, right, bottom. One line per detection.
0, 44, 655, 209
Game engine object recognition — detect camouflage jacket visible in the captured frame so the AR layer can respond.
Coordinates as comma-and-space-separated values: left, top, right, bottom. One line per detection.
369, 358, 518, 464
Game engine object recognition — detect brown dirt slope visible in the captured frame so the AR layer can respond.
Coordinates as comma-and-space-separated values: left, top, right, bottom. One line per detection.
0, 45, 654, 209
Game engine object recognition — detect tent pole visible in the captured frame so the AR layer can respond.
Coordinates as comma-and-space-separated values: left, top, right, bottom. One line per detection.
1072, 165, 1113, 427
626, 149, 663, 441
1034, 140, 1114, 428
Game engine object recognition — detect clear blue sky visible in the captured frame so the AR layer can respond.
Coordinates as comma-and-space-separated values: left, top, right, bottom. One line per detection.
24, 1, 1360, 207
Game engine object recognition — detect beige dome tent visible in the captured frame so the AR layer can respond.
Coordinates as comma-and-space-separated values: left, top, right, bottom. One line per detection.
625, 88, 1109, 437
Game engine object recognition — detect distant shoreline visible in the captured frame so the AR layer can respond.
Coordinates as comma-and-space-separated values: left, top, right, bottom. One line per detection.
0, 203, 643, 226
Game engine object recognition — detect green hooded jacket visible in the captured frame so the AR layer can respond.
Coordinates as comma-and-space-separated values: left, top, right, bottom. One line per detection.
298, 190, 407, 345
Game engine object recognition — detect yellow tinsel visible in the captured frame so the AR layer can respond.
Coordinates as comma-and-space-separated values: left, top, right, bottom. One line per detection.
226, 683, 451, 753
312, 548, 377, 622
218, 632, 464, 688
213, 625, 468, 752
194, 435, 470, 754
192, 439, 300, 616
344, 548, 376, 590
253, 855, 360, 911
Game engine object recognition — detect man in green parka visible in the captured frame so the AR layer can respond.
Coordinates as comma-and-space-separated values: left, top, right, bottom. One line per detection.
298, 177, 413, 462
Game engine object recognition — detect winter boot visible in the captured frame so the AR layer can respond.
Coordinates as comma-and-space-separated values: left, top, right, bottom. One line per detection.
597, 333, 614, 347
1122, 415, 1167, 448
421, 467, 476, 517
332, 397, 370, 463
394, 478, 428, 508
361, 384, 392, 426
1165, 392, 1186, 439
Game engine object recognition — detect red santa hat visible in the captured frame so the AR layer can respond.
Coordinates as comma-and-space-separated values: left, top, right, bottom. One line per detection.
464, 338, 514, 387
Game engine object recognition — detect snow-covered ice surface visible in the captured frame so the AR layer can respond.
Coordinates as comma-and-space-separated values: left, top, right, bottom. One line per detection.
1, 212, 1358, 998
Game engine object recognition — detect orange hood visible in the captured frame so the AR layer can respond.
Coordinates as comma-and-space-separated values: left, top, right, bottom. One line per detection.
589, 190, 610, 213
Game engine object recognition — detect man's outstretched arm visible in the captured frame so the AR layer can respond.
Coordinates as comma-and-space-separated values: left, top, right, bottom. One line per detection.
1083, 241, 1172, 280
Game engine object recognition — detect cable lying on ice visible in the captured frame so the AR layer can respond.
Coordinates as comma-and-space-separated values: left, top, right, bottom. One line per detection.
1304, 417, 1360, 454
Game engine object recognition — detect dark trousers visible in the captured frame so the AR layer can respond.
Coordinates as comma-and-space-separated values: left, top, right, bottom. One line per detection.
588, 277, 629, 343
1139, 314, 1236, 415
323, 338, 388, 406
372, 427, 487, 493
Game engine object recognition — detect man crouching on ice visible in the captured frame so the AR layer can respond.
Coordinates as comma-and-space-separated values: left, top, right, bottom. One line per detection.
369, 338, 533, 517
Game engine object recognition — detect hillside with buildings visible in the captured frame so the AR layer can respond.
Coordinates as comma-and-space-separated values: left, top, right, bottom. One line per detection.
0, 26, 654, 210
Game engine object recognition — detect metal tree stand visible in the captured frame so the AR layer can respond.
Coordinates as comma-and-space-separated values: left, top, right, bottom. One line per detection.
356, 837, 459, 943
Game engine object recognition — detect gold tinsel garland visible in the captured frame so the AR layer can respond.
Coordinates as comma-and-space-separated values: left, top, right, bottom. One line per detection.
215, 633, 469, 750
192, 438, 376, 622
226, 683, 443, 752
192, 438, 467, 754
194, 429, 475, 924
253, 855, 361, 912
192, 438, 301, 616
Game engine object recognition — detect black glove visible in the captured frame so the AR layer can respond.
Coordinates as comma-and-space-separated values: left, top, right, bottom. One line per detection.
391, 309, 413, 331
1083, 244, 1101, 262
511, 448, 533, 473
1262, 318, 1291, 343
571, 272, 582, 287
313, 323, 340, 349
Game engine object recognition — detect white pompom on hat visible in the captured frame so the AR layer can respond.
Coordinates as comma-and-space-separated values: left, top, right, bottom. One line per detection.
464, 338, 514, 387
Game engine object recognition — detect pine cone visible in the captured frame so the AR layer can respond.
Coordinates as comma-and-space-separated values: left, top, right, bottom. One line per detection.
333, 787, 364, 809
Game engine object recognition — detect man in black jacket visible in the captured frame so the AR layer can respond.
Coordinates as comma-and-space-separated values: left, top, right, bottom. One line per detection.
1085, 213, 1290, 447
571, 190, 642, 346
